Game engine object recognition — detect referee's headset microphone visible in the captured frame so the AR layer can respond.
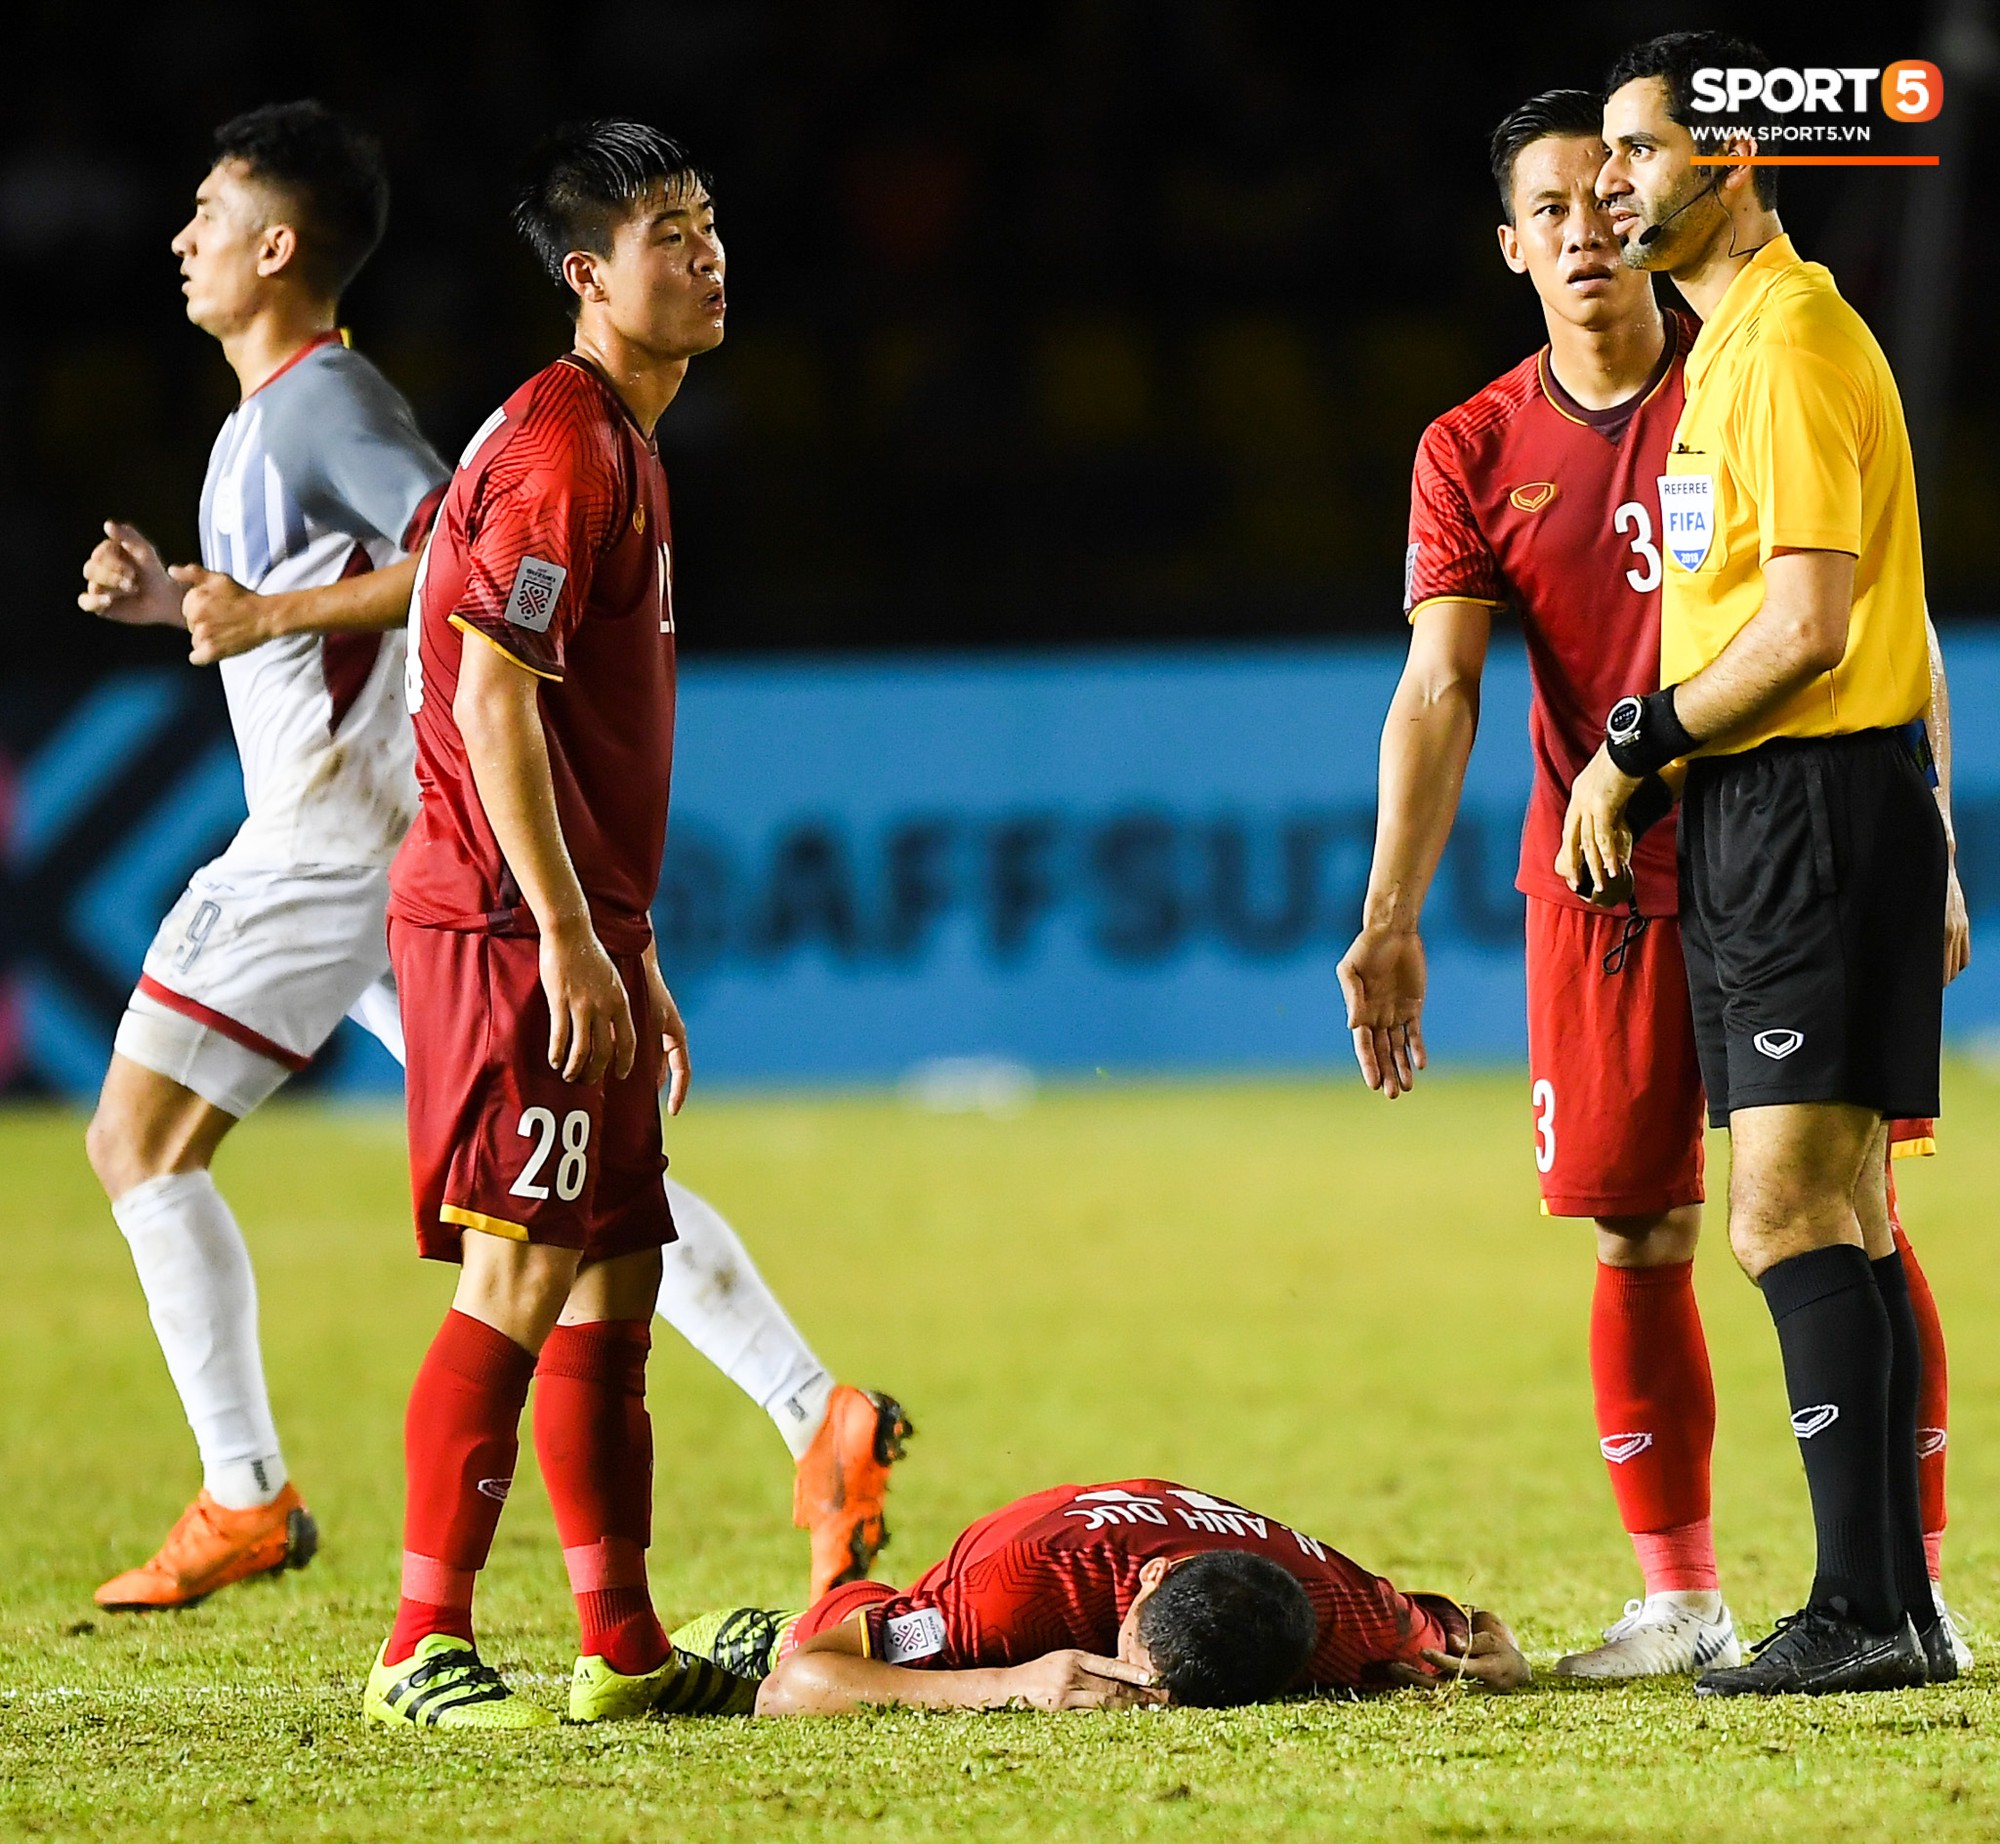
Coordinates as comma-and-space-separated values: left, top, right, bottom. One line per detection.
1637, 175, 1721, 247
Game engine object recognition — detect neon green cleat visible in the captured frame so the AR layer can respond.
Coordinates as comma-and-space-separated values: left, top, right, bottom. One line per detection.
670, 1605, 801, 1682
363, 1634, 556, 1729
569, 1646, 761, 1720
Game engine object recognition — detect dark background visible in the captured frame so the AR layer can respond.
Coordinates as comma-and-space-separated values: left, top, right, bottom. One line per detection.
7, 0, 1994, 678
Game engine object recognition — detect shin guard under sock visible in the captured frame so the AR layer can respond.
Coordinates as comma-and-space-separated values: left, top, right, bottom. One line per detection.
535, 1319, 668, 1676
387, 1311, 536, 1665
1589, 1260, 1719, 1592
1757, 1246, 1899, 1633
1872, 1248, 1938, 1632
1891, 1222, 1949, 1578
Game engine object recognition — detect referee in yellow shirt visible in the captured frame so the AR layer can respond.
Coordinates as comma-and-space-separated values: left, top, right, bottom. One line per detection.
1561, 32, 1949, 1698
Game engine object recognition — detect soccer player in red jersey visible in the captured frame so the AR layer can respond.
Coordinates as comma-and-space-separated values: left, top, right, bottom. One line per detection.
1337, 91, 1966, 1678
672, 1479, 1529, 1713
363, 122, 725, 1731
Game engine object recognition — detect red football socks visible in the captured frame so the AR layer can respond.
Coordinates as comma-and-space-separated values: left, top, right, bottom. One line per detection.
1891, 1211, 1950, 1580
387, 1310, 538, 1666
535, 1319, 668, 1677
1590, 1260, 1719, 1593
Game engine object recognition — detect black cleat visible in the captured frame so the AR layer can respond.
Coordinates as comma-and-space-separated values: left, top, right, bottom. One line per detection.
1918, 1617, 1960, 1685
1695, 1607, 1927, 1697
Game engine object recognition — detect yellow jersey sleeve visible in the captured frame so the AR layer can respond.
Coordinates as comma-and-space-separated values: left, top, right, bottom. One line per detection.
1739, 339, 1866, 561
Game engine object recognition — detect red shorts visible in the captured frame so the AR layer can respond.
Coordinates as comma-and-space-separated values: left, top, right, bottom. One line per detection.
390, 920, 675, 1264
785, 1580, 896, 1657
1524, 897, 1705, 1219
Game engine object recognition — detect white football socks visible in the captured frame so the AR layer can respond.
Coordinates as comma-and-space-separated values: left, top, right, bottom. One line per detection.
111, 1171, 288, 1510
658, 1178, 834, 1460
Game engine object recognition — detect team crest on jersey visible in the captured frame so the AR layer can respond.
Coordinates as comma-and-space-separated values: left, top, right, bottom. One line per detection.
1658, 474, 1715, 571
1508, 481, 1556, 513
504, 555, 567, 633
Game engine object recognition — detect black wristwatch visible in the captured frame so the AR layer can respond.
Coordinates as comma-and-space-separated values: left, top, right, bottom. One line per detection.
1605, 687, 1696, 778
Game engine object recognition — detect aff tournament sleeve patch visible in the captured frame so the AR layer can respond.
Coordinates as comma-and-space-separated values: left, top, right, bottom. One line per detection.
504, 556, 567, 633
881, 1606, 948, 1664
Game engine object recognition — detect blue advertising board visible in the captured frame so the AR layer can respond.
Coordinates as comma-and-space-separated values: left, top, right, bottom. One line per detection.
7, 633, 2000, 1098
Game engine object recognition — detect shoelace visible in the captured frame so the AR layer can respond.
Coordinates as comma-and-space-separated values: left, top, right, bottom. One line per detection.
712, 1608, 786, 1678
1746, 1608, 1817, 1659
1601, 1599, 1648, 1641
1601, 911, 1651, 976
400, 1650, 505, 1697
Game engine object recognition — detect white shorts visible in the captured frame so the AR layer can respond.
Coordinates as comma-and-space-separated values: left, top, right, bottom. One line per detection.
113, 859, 401, 1117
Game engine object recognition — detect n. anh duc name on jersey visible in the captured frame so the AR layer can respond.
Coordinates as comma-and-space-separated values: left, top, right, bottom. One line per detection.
1405, 315, 1696, 917
390, 357, 677, 955
199, 331, 448, 867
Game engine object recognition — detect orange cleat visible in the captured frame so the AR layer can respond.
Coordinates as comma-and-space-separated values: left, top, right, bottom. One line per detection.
94, 1484, 319, 1611
793, 1387, 913, 1603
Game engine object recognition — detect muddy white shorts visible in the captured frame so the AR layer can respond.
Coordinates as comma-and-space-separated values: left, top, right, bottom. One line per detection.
113, 858, 401, 1117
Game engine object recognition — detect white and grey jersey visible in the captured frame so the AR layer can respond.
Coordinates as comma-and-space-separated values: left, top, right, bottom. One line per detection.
198, 337, 448, 868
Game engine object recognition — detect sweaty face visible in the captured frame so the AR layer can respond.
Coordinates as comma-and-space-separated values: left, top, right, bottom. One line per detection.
1499, 134, 1653, 330
171, 161, 281, 336
1597, 78, 1713, 272
590, 182, 727, 361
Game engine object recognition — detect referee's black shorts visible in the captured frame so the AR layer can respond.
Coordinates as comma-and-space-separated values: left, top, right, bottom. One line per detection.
1678, 728, 1945, 1125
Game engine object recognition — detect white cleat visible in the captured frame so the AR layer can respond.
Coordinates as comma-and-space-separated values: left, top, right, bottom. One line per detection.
1934, 1585, 1975, 1674
1555, 1593, 1742, 1680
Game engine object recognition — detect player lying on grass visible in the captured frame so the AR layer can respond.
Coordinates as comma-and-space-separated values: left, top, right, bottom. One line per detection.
1338, 85, 1967, 1683
669, 1479, 1529, 1714
79, 103, 906, 1618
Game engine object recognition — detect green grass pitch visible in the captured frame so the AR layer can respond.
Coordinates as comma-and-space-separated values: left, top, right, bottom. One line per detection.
3, 1068, 1996, 1841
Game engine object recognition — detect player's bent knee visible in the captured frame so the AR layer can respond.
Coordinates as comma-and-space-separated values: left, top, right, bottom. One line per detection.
453, 1232, 584, 1350
563, 1246, 664, 1325
1593, 1205, 1700, 1268
85, 1060, 232, 1199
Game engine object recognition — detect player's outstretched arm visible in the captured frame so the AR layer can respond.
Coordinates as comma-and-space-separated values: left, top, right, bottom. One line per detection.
1925, 612, 1970, 984
78, 522, 187, 629
175, 552, 423, 665
453, 631, 637, 1087
1338, 599, 1491, 1099
756, 1624, 1165, 1716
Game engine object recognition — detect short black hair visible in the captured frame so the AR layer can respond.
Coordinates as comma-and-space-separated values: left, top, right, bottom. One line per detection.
1606, 32, 1781, 208
514, 120, 708, 310
1489, 90, 1604, 221
212, 101, 389, 298
1135, 1552, 1317, 1708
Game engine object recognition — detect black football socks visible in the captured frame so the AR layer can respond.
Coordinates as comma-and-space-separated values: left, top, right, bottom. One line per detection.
1872, 1247, 1940, 1635
1758, 1244, 1900, 1634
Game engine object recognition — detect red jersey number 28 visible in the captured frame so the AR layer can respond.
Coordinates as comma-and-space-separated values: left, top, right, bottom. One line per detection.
1613, 502, 1662, 594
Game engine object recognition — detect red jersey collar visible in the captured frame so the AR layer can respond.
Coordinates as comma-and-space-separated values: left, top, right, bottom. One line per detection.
1536, 316, 1682, 441
556, 353, 660, 451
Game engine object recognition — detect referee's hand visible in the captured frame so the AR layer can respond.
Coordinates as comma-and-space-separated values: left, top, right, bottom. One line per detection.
1558, 745, 1641, 905
1945, 859, 1972, 985
1337, 924, 1427, 1099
